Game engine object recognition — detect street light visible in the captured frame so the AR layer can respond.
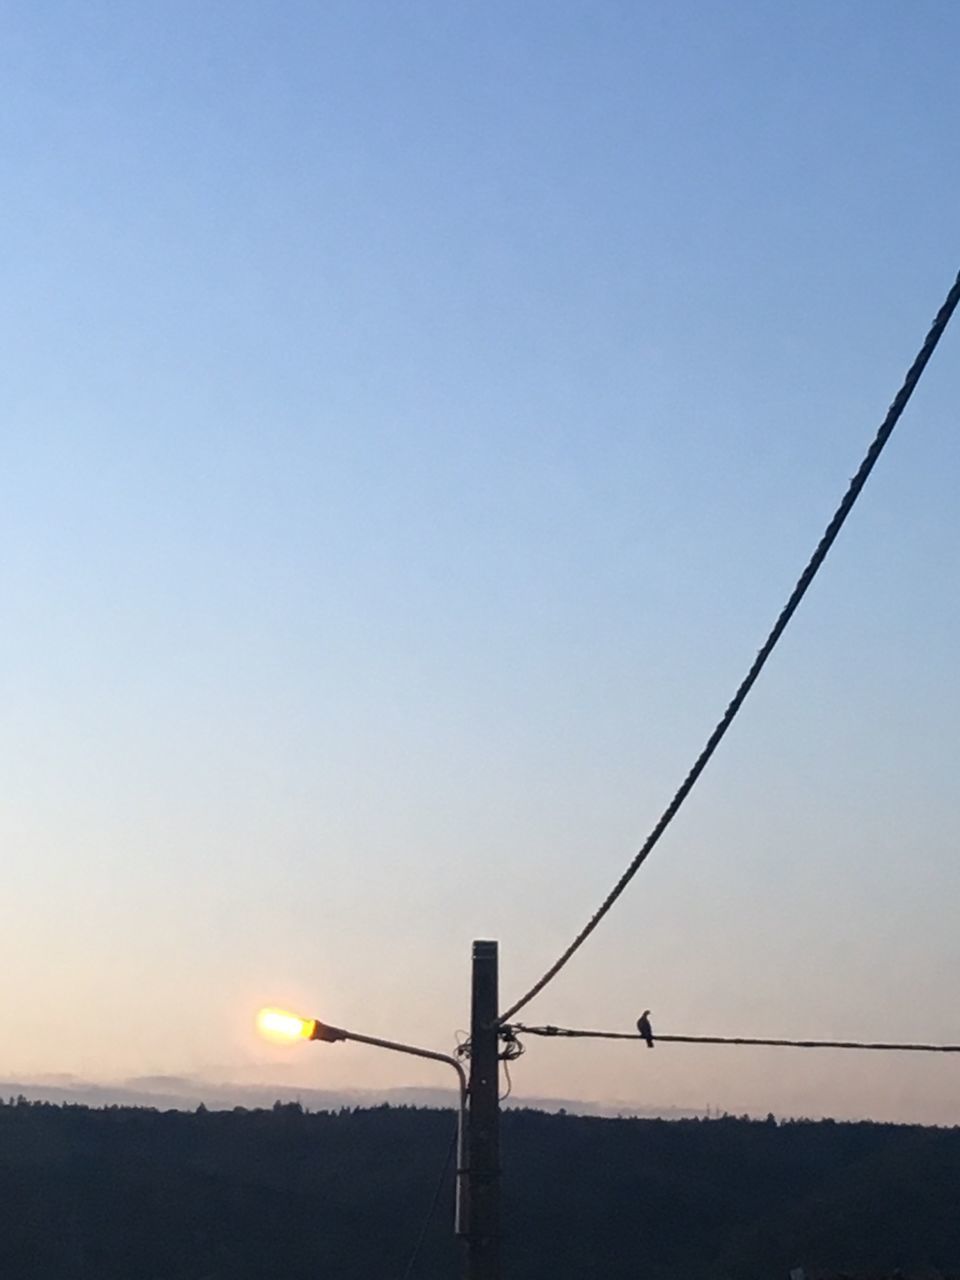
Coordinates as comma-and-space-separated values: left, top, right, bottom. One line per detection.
256, 1007, 469, 1234
256, 944, 500, 1280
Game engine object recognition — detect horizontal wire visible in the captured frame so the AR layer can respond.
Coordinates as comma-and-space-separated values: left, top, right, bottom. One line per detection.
511, 1024, 960, 1054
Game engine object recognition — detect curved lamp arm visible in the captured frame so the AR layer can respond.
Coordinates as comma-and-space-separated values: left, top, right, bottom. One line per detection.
309, 1020, 469, 1235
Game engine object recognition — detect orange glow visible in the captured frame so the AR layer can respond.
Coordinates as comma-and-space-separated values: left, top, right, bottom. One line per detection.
256, 1007, 316, 1043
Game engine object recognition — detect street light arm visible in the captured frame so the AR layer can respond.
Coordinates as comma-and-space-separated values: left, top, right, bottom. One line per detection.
308, 1019, 469, 1236
310, 1022, 467, 1092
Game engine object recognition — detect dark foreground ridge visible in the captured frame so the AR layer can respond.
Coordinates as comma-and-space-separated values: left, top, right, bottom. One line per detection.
1, 1097, 959, 1278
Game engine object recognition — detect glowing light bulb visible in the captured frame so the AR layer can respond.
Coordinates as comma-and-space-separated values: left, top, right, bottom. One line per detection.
257, 1007, 316, 1043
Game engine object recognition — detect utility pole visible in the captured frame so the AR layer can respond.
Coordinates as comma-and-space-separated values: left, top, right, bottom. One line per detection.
464, 939, 501, 1280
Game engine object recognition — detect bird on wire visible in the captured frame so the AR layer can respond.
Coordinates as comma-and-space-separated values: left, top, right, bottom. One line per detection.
637, 1010, 654, 1048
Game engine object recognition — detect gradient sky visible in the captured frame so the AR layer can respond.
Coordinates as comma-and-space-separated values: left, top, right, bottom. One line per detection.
2, 1, 959, 1125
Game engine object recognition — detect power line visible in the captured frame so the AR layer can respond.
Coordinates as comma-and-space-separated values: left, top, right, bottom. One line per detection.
500, 268, 960, 1026
510, 1023, 960, 1054
500, 1058, 514, 1101
398, 1119, 459, 1280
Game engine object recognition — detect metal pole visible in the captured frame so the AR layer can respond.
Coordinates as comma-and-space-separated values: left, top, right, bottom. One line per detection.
465, 939, 500, 1280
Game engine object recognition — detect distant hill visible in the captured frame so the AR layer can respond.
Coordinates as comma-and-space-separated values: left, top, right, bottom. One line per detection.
0, 1096, 958, 1278
0, 1074, 705, 1118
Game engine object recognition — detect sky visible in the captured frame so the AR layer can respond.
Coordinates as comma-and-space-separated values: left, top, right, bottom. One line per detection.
2, 0, 959, 1126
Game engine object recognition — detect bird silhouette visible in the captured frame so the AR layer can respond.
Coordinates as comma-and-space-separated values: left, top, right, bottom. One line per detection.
637, 1010, 654, 1048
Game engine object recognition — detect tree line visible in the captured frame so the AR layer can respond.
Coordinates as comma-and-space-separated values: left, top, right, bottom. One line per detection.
1, 1096, 958, 1278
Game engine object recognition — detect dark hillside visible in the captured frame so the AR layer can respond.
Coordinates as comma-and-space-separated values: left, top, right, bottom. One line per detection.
0, 1098, 958, 1278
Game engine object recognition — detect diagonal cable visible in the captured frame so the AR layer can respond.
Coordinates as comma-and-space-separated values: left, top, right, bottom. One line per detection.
398, 1119, 459, 1280
501, 268, 960, 1025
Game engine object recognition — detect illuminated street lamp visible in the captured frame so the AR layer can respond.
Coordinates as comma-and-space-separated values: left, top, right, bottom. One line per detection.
256, 1007, 469, 1234
256, 943, 499, 1280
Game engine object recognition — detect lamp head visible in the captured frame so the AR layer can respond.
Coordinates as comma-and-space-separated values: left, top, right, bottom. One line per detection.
256, 1007, 347, 1045
256, 1008, 317, 1043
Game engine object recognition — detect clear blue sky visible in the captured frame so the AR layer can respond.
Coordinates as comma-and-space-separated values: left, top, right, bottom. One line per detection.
2, 0, 959, 1123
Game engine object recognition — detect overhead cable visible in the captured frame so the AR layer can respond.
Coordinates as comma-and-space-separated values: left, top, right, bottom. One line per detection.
500, 267, 960, 1025
510, 1023, 960, 1054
